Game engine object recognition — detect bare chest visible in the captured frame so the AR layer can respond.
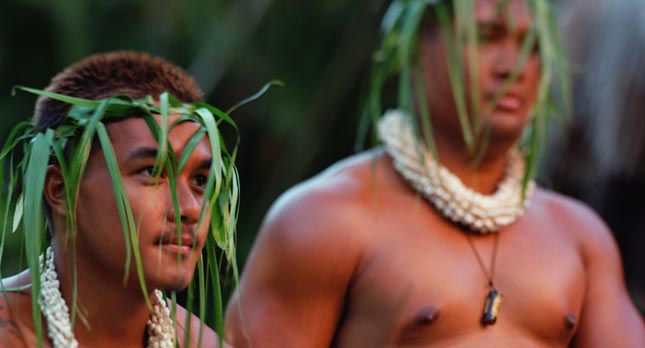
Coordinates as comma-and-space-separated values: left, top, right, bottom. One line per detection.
335, 207, 585, 347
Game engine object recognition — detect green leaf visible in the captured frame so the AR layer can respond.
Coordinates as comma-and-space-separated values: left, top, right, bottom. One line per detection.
0, 121, 33, 160
155, 92, 171, 177
23, 129, 55, 348
193, 108, 224, 223
12, 194, 23, 233
192, 102, 238, 131
196, 256, 206, 348
226, 80, 284, 115
14, 86, 103, 108
177, 127, 208, 173
437, 4, 474, 150
183, 275, 195, 348
205, 234, 225, 340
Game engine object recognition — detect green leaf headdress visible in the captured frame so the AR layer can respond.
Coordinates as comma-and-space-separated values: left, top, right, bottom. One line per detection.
358, 0, 570, 190
0, 80, 279, 347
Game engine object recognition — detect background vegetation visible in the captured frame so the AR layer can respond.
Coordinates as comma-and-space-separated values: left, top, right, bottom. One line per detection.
1, 0, 643, 316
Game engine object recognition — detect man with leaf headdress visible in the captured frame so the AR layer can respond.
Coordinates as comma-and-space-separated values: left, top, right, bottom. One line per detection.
0, 52, 238, 347
225, 0, 645, 347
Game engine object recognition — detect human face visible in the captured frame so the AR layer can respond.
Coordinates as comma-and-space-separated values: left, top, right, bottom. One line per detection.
420, 0, 540, 147
73, 116, 212, 292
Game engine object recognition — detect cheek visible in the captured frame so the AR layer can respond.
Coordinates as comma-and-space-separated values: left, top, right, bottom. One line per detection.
528, 55, 541, 76
526, 58, 541, 96
127, 187, 165, 219
421, 41, 451, 91
196, 210, 212, 244
73, 183, 130, 261
76, 182, 119, 230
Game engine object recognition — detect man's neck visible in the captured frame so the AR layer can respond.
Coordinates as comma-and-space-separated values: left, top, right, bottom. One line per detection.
432, 133, 511, 195
53, 243, 151, 347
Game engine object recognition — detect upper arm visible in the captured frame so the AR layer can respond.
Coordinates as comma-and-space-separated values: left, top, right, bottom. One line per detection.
571, 206, 645, 347
225, 185, 365, 348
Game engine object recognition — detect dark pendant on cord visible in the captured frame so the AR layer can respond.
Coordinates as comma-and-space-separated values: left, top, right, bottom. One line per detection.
481, 289, 503, 326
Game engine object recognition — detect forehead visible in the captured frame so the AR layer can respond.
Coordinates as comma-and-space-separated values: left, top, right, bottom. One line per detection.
104, 115, 210, 157
475, 0, 533, 25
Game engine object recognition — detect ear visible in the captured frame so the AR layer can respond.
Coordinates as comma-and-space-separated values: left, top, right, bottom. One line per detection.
44, 165, 67, 216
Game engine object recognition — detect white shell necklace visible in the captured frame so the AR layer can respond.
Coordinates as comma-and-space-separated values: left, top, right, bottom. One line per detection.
377, 110, 534, 233
38, 247, 176, 348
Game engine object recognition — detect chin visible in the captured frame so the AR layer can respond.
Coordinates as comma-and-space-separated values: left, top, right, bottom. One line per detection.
155, 273, 194, 292
144, 261, 197, 292
489, 128, 524, 143
485, 114, 527, 142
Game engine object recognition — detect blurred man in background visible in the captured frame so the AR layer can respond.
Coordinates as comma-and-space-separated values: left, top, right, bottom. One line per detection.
226, 0, 645, 347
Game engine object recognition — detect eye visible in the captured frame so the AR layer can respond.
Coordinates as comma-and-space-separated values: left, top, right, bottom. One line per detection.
478, 30, 502, 44
531, 41, 540, 55
478, 32, 493, 43
191, 174, 209, 191
138, 166, 166, 185
521, 29, 541, 56
140, 166, 156, 177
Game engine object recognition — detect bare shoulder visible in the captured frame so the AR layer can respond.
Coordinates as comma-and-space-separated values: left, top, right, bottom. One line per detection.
224, 150, 398, 346
253, 152, 372, 273
270, 150, 382, 210
0, 270, 32, 348
262, 149, 395, 245
252, 148, 409, 280
533, 188, 617, 261
174, 304, 230, 348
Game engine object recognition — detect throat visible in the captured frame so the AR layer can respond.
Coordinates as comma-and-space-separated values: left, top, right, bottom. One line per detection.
434, 145, 508, 195
377, 111, 534, 233
44, 247, 174, 348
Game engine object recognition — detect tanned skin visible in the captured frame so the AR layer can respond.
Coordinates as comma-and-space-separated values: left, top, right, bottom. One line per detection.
0, 116, 229, 348
225, 0, 645, 347
0, 274, 217, 348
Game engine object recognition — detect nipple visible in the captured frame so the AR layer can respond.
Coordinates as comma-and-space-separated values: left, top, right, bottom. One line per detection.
414, 306, 440, 326
564, 313, 577, 331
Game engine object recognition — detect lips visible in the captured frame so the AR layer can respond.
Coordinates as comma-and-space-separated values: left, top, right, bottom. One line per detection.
496, 94, 522, 111
158, 232, 197, 256
488, 91, 525, 113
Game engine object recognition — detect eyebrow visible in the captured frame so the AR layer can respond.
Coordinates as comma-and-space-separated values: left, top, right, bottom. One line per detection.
477, 20, 503, 28
477, 19, 531, 36
198, 159, 212, 170
126, 146, 159, 162
126, 146, 212, 170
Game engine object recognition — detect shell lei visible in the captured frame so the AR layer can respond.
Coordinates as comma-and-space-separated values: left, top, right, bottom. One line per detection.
39, 247, 176, 348
377, 110, 535, 233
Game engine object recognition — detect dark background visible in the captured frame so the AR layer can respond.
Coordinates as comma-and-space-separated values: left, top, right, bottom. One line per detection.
1, 0, 643, 316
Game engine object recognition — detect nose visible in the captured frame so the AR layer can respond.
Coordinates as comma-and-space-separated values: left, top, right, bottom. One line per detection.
493, 40, 525, 81
167, 180, 201, 224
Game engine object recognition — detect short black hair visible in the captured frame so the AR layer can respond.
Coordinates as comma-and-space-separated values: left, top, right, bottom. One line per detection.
34, 51, 202, 132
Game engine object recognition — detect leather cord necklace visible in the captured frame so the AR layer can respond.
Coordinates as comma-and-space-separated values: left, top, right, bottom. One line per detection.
466, 233, 503, 326
377, 111, 528, 326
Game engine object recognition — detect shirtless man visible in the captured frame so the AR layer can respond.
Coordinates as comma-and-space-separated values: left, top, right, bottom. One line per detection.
0, 52, 230, 347
225, 1, 645, 347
